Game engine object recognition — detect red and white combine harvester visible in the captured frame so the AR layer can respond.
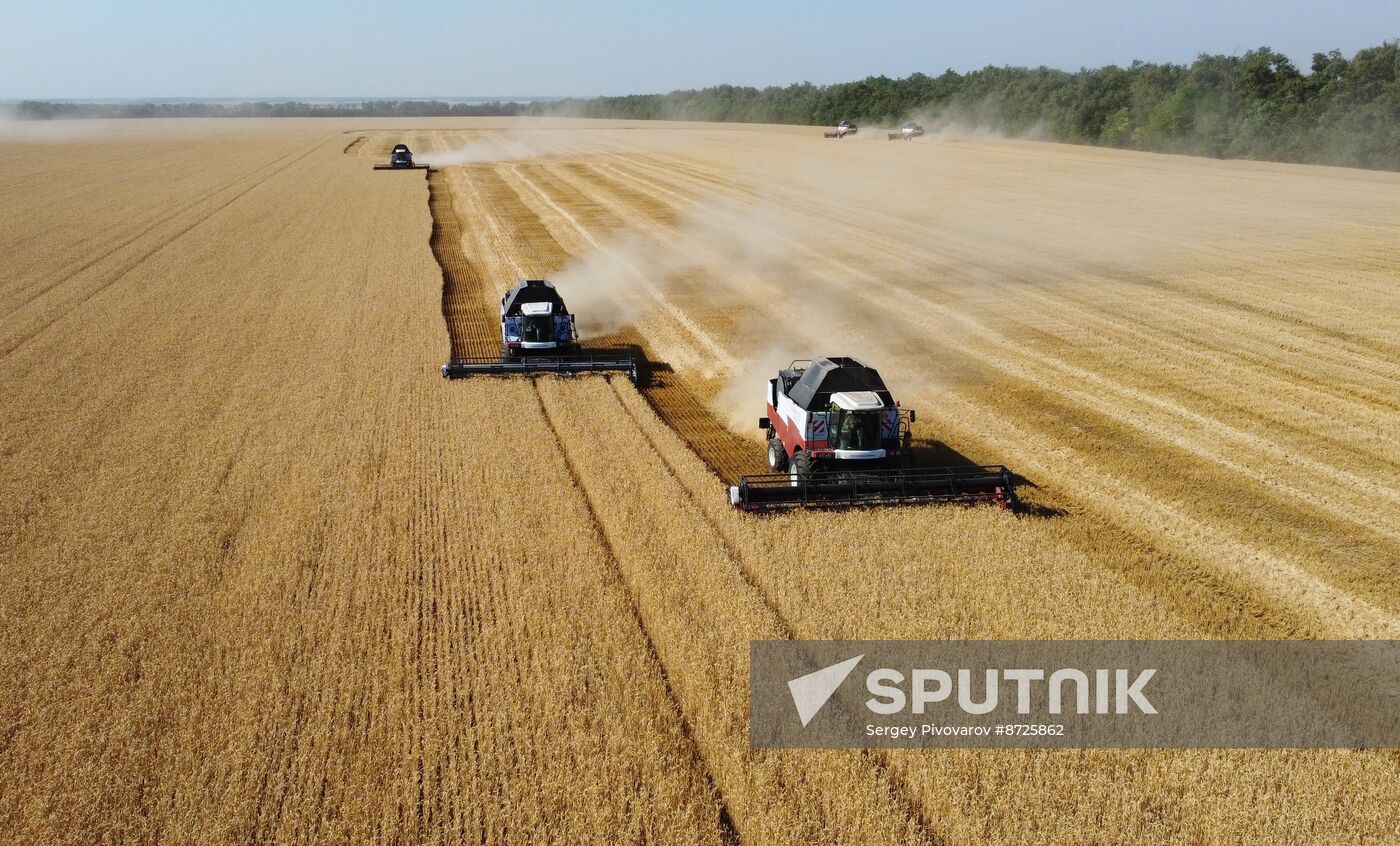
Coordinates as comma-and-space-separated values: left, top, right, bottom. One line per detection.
824, 120, 859, 138
729, 357, 1015, 510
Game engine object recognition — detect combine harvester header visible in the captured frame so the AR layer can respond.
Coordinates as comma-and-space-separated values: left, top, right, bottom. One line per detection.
441, 280, 637, 383
729, 357, 1016, 510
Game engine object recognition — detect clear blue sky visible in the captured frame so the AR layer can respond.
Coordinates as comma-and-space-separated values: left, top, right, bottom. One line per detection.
3, 0, 1397, 99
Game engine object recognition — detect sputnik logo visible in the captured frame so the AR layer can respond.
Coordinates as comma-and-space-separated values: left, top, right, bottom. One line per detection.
788, 654, 864, 727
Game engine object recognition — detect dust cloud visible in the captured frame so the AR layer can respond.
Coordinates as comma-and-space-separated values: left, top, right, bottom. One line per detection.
0, 112, 123, 141
0, 109, 216, 141
470, 121, 1317, 439
548, 174, 929, 433
418, 125, 693, 168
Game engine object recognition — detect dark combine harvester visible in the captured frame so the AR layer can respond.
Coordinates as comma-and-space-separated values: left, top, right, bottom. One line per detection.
729, 357, 1015, 510
373, 143, 429, 170
441, 280, 637, 383
888, 122, 926, 140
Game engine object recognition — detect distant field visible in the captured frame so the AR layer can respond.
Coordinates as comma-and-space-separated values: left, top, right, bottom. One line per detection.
2, 117, 1398, 844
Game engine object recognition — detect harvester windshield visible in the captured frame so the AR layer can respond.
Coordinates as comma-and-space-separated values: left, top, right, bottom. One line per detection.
830, 409, 882, 450
522, 315, 555, 343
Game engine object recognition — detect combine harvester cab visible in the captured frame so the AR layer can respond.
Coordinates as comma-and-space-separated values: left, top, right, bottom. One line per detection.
730, 357, 1015, 510
888, 122, 925, 140
824, 120, 859, 139
373, 143, 429, 170
441, 279, 637, 383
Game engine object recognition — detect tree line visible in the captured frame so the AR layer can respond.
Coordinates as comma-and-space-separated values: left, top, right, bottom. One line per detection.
10, 40, 1397, 170
547, 42, 1399, 170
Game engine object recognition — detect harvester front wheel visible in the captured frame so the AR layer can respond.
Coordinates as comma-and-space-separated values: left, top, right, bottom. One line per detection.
767, 437, 789, 471
788, 450, 813, 486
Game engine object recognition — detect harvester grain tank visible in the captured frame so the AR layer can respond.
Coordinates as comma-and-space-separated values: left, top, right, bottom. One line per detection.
498, 279, 578, 359
441, 280, 637, 382
824, 120, 859, 139
373, 143, 429, 170
888, 122, 925, 140
729, 357, 1015, 509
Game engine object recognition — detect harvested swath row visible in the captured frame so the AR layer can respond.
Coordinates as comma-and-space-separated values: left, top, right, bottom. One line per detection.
768, 169, 1400, 399
688, 153, 1400, 521
814, 187, 1400, 445
453, 163, 562, 278
989, 288, 1400, 455
786, 260, 1400, 605
533, 151, 1334, 471
473, 137, 1400, 661
428, 169, 498, 358
615, 140, 1383, 420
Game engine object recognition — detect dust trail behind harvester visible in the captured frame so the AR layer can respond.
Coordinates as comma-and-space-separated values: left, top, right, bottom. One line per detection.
546, 163, 964, 435
418, 124, 694, 168
537, 121, 1391, 449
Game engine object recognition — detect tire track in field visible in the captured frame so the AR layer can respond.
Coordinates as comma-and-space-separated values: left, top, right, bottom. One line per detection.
601, 375, 952, 844
537, 377, 938, 845
529, 380, 741, 846
2, 135, 338, 359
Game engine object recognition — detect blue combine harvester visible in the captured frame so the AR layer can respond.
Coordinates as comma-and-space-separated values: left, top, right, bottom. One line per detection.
441, 280, 637, 383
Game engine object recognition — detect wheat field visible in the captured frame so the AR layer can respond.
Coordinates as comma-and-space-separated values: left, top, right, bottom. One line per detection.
2, 117, 1398, 844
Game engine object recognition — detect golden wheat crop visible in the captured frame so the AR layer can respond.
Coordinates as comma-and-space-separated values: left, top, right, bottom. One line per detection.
2, 117, 1398, 844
